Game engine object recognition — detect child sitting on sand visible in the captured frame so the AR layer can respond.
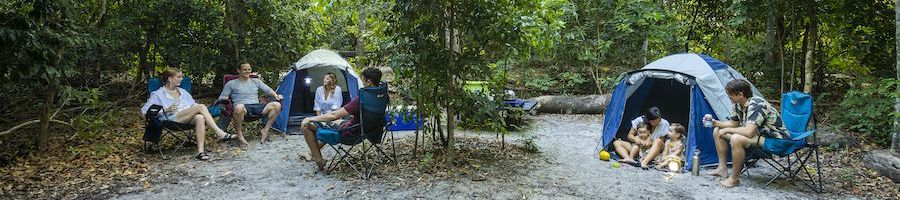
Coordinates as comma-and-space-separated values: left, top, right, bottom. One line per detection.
614, 123, 653, 164
656, 123, 686, 172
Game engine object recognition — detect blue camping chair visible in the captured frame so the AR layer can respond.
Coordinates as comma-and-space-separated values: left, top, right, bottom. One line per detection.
143, 76, 198, 159
314, 83, 391, 179
743, 91, 822, 192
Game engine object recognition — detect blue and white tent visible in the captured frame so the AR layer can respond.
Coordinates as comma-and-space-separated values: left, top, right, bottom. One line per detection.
273, 49, 363, 133
598, 53, 762, 168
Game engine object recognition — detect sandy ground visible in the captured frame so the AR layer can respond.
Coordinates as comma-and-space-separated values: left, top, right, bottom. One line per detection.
111, 114, 859, 200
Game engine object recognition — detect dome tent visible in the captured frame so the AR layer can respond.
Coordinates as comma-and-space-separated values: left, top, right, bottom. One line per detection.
597, 53, 762, 168
273, 49, 363, 133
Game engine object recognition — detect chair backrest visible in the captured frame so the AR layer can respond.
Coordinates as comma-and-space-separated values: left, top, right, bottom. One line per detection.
148, 76, 192, 97
781, 91, 813, 135
222, 73, 267, 102
358, 83, 390, 142
223, 73, 259, 85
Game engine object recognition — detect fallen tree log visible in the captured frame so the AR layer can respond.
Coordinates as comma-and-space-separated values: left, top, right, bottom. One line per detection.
530, 94, 610, 114
864, 150, 900, 183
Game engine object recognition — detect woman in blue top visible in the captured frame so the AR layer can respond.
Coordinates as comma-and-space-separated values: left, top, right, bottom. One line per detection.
314, 73, 343, 116
141, 68, 235, 160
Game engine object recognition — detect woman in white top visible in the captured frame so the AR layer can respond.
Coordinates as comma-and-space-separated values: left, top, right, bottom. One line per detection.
314, 73, 343, 115
141, 68, 234, 160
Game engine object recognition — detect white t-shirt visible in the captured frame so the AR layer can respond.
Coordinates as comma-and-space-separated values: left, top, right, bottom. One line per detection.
630, 116, 670, 139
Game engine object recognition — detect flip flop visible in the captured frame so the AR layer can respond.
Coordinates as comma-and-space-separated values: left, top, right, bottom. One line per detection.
220, 133, 236, 142
196, 152, 210, 160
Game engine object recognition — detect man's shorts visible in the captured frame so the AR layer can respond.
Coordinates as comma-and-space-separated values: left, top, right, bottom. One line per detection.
243, 103, 266, 117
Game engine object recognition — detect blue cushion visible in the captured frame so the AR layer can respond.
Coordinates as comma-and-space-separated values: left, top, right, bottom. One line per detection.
762, 137, 800, 157
316, 127, 341, 145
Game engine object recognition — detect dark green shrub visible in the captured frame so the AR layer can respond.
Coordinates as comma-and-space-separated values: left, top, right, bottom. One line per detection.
834, 78, 898, 146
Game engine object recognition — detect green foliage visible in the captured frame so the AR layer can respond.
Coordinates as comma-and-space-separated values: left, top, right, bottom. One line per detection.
834, 79, 898, 146
521, 136, 540, 154
457, 93, 528, 132
389, 0, 529, 120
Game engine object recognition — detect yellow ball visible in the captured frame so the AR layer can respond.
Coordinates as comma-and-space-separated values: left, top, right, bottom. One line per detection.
599, 150, 611, 161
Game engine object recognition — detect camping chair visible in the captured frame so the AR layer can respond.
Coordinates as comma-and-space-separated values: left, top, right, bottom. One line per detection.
314, 83, 391, 179
742, 91, 822, 192
215, 73, 280, 140
142, 76, 197, 159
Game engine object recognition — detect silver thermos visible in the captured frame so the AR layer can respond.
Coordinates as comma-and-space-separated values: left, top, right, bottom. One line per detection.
691, 148, 700, 176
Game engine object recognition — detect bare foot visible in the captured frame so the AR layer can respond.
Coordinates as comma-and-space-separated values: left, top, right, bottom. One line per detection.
619, 159, 636, 164
719, 178, 740, 188
236, 135, 250, 148
315, 159, 326, 171
706, 167, 728, 177
640, 160, 651, 169
259, 128, 270, 143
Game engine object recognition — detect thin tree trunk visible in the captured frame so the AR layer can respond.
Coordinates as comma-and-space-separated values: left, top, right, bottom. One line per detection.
803, 0, 817, 94
357, 7, 366, 69
446, 0, 458, 150
136, 41, 151, 84
766, 0, 784, 93
38, 48, 63, 151
641, 38, 648, 65
225, 0, 248, 64
892, 0, 900, 153
37, 85, 55, 151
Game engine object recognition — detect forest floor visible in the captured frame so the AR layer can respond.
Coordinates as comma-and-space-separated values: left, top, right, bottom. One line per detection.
0, 112, 897, 199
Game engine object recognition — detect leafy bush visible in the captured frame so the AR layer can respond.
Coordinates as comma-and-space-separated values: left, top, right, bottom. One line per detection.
458, 92, 529, 132
833, 78, 898, 146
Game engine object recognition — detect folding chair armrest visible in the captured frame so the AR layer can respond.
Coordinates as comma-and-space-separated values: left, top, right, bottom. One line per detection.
789, 129, 815, 141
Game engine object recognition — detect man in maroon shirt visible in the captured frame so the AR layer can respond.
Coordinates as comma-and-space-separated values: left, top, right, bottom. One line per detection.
300, 68, 382, 170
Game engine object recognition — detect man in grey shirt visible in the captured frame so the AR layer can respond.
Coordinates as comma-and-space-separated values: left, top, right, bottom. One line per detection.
219, 63, 283, 146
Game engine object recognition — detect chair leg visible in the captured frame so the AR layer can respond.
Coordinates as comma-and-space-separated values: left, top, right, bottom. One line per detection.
761, 157, 791, 189
790, 147, 823, 193
324, 144, 364, 178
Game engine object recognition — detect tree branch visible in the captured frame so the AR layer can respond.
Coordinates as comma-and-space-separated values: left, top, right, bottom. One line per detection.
0, 119, 71, 136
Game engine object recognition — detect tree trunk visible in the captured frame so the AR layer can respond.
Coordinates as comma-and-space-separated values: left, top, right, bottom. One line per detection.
766, 0, 784, 93
802, 0, 817, 94
445, 0, 458, 149
37, 85, 55, 151
136, 41, 151, 84
641, 38, 648, 65
357, 7, 366, 69
225, 0, 248, 64
892, 0, 900, 153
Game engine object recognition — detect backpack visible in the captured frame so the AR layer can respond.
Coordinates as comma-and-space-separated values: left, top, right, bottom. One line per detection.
143, 104, 164, 143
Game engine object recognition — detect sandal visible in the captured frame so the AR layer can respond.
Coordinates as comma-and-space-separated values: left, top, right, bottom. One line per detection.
196, 152, 210, 160
220, 133, 236, 142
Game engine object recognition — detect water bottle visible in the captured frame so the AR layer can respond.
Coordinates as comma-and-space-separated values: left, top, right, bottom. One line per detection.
691, 148, 700, 176
703, 114, 714, 127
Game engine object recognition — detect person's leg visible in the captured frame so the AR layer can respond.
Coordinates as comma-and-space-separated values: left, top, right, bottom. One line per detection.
657, 157, 671, 170
302, 123, 326, 170
708, 127, 731, 177
613, 140, 635, 162
259, 101, 282, 143
640, 138, 666, 168
232, 104, 250, 147
721, 134, 752, 188
192, 114, 207, 157
175, 104, 228, 138
629, 145, 640, 160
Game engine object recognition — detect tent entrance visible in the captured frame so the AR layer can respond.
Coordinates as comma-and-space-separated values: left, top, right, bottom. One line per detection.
288, 68, 355, 116
615, 78, 692, 140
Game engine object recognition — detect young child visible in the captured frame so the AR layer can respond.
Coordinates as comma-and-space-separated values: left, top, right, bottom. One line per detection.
657, 123, 686, 172
614, 123, 653, 164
